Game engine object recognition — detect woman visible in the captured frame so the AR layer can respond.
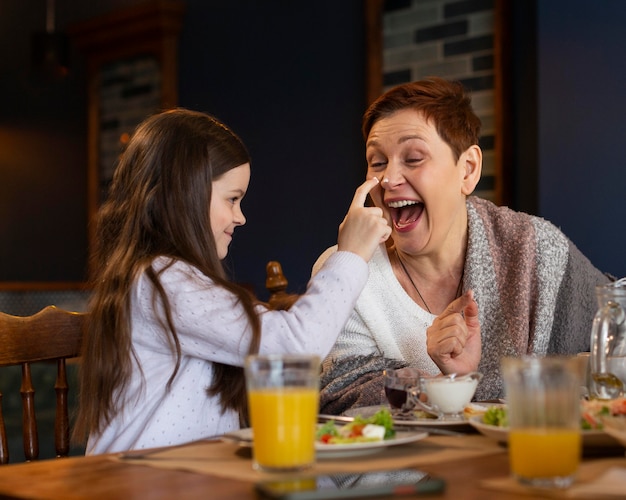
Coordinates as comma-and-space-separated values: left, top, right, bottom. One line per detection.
73, 108, 390, 454
315, 77, 612, 413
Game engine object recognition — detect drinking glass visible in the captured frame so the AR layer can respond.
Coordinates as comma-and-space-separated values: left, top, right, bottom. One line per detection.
245, 354, 320, 472
383, 368, 421, 414
501, 356, 582, 488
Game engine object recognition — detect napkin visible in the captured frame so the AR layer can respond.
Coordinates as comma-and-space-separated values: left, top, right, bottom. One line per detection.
481, 457, 626, 499
602, 416, 626, 448
568, 466, 626, 498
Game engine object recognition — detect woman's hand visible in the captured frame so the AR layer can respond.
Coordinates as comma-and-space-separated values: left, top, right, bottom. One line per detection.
426, 290, 481, 375
337, 177, 391, 261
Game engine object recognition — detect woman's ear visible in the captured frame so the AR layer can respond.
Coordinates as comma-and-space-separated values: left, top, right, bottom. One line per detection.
460, 145, 482, 195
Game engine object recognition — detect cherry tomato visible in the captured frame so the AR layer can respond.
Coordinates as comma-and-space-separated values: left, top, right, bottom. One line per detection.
319, 434, 333, 444
348, 424, 365, 438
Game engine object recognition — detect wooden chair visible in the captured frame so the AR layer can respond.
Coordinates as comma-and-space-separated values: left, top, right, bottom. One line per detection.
265, 261, 299, 311
0, 306, 85, 464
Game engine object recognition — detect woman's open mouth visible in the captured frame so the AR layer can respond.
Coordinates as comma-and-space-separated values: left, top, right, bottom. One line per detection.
387, 200, 424, 231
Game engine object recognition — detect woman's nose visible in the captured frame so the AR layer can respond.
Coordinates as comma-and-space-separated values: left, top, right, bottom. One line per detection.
381, 164, 403, 189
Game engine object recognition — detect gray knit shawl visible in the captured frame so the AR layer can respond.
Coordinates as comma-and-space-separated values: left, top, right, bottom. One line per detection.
320, 196, 611, 415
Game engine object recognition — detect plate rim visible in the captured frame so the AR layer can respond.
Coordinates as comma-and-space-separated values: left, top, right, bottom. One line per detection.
315, 429, 428, 452
220, 427, 428, 455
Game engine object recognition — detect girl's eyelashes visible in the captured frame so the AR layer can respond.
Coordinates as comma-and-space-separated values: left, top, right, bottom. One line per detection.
228, 191, 246, 204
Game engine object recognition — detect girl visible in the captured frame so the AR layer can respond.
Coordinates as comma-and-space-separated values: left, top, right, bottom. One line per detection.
73, 108, 390, 454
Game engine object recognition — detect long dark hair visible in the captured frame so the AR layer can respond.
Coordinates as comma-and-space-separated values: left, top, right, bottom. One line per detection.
74, 108, 261, 442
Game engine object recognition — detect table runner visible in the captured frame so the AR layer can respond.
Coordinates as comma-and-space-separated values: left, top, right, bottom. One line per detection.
115, 434, 505, 482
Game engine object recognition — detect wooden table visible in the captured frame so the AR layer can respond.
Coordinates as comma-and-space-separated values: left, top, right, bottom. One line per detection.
0, 436, 621, 499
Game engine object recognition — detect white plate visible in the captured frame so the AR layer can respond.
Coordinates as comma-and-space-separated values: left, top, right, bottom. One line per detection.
343, 405, 486, 430
468, 415, 621, 448
220, 428, 428, 459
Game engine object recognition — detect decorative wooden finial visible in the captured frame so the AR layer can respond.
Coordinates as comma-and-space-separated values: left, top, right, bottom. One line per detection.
266, 261, 288, 295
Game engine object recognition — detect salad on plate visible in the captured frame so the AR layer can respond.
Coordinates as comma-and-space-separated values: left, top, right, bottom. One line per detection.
316, 408, 395, 444
581, 397, 626, 430
471, 399, 626, 448
477, 397, 626, 431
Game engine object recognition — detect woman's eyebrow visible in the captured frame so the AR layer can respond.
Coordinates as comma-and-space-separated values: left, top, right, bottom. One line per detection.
366, 134, 425, 149
398, 134, 424, 144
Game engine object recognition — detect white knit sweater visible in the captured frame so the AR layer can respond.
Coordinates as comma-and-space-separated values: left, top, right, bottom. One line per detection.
314, 245, 440, 375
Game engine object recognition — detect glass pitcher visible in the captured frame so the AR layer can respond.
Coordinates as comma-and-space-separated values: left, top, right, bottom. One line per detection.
590, 278, 626, 399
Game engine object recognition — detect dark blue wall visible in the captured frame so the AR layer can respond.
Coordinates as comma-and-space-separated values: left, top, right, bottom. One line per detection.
2, 0, 624, 291
0, 0, 366, 296
537, 1, 626, 278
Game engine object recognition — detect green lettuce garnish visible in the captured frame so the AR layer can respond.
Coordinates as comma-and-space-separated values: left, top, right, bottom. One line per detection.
482, 406, 508, 427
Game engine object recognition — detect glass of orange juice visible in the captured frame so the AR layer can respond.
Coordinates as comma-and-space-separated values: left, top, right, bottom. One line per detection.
501, 356, 582, 488
245, 354, 320, 472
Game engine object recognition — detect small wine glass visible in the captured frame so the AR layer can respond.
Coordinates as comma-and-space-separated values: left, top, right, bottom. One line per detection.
383, 368, 422, 419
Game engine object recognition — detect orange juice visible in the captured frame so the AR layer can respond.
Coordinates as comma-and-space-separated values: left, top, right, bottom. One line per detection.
509, 428, 581, 479
248, 387, 319, 470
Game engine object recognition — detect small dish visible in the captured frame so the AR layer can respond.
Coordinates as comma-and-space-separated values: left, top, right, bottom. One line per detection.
468, 415, 621, 448
220, 427, 428, 459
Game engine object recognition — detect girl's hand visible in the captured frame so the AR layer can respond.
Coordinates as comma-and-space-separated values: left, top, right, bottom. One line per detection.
337, 177, 391, 261
426, 290, 481, 375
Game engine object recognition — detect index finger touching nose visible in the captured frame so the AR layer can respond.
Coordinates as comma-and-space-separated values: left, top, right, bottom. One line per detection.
351, 176, 380, 208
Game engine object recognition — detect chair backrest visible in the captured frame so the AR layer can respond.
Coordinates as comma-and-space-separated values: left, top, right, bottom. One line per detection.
0, 306, 85, 464
265, 261, 299, 310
